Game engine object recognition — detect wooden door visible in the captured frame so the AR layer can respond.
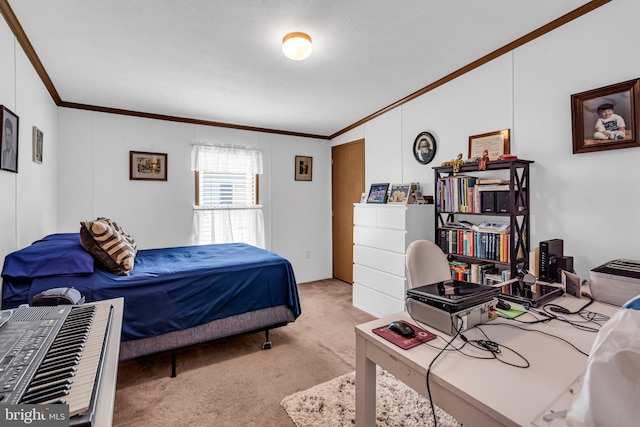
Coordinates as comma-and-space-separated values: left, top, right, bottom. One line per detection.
332, 139, 365, 283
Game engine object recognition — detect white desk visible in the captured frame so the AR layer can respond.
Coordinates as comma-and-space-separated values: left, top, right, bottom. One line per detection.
355, 297, 618, 426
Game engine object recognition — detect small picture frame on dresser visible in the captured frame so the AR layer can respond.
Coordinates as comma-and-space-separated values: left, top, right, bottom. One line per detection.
366, 183, 389, 203
388, 184, 411, 204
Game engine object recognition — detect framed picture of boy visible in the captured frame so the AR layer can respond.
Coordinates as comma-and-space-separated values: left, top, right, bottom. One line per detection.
571, 79, 640, 154
1, 106, 19, 173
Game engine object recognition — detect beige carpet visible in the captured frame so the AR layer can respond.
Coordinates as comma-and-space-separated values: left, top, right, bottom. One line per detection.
281, 368, 462, 427
112, 279, 378, 426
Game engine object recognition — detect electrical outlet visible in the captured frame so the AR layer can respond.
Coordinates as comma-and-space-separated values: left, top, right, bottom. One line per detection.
305, 250, 311, 259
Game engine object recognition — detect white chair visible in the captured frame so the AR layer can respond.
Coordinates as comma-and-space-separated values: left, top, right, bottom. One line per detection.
405, 239, 451, 288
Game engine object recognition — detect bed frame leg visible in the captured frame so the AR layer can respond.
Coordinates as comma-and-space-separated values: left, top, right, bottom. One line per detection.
262, 329, 272, 350
171, 352, 177, 377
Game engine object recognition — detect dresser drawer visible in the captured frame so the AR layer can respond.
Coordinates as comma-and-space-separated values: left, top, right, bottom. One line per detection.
352, 283, 405, 318
354, 226, 407, 253
354, 205, 377, 227
353, 264, 406, 300
375, 206, 407, 230
354, 204, 407, 230
353, 245, 406, 277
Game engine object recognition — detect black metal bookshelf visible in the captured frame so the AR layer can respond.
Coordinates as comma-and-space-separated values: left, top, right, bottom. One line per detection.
433, 159, 534, 281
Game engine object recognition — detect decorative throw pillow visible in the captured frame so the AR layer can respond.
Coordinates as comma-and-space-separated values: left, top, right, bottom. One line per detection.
79, 219, 136, 275
96, 217, 138, 254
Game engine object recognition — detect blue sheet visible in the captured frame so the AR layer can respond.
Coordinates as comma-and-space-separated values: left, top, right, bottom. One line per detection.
2, 234, 301, 342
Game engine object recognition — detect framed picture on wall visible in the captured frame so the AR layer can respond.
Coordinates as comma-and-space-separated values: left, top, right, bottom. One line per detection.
571, 78, 640, 154
295, 155, 312, 181
129, 151, 168, 181
468, 129, 510, 160
32, 126, 43, 164
413, 131, 437, 164
1, 105, 19, 173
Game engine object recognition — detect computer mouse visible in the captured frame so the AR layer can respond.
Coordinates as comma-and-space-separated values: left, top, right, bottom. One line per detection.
388, 320, 415, 337
496, 299, 511, 310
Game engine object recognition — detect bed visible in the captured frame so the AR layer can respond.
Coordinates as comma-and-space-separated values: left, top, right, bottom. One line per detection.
2, 233, 301, 375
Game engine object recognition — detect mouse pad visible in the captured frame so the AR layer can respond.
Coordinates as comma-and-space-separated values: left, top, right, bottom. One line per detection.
372, 322, 437, 350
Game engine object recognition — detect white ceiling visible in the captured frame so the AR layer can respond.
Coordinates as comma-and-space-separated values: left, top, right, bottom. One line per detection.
7, 0, 595, 138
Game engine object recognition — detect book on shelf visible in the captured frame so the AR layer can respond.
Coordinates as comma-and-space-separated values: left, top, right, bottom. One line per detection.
476, 184, 510, 192
444, 220, 510, 234
437, 175, 477, 213
475, 221, 510, 234
438, 227, 510, 263
476, 179, 509, 185
529, 247, 540, 278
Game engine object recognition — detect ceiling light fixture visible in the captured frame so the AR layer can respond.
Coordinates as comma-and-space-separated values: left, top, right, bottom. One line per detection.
282, 32, 312, 61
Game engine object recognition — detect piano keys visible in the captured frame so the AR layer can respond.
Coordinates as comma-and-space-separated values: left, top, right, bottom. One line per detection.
0, 299, 123, 427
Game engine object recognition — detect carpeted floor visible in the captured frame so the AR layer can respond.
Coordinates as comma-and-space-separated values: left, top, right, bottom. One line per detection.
112, 279, 377, 426
281, 368, 463, 427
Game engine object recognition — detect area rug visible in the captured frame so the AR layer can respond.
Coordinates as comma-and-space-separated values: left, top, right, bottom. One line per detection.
281, 368, 463, 427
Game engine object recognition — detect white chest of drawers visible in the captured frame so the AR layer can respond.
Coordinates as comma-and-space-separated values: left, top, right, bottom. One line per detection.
352, 203, 434, 317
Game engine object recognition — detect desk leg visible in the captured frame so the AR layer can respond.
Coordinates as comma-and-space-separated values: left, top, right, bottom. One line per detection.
356, 334, 376, 427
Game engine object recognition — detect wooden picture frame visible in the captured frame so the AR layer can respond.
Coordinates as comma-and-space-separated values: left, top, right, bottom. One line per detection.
32, 126, 43, 164
366, 183, 390, 204
571, 79, 640, 154
295, 155, 312, 181
1, 105, 19, 173
388, 184, 411, 204
129, 151, 167, 181
468, 129, 510, 160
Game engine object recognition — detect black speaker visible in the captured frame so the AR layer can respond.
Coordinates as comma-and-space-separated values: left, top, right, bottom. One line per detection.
495, 191, 509, 213
481, 191, 496, 213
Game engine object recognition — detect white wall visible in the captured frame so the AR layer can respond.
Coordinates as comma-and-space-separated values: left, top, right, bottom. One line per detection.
332, 0, 640, 279
3, 0, 639, 289
0, 23, 59, 276
57, 109, 332, 284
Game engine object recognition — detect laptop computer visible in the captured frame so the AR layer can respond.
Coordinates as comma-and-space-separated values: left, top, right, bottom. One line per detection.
406, 279, 500, 313
498, 280, 563, 307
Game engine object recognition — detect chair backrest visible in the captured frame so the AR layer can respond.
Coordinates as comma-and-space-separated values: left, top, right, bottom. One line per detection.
406, 239, 451, 288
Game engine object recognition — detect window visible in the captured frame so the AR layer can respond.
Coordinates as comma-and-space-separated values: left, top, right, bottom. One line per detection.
196, 171, 257, 207
191, 144, 264, 248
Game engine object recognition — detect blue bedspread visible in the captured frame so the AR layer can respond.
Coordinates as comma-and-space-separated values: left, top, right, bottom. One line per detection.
2, 234, 301, 342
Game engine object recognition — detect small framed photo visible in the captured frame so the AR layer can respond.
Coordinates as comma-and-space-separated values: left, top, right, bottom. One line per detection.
1, 105, 19, 173
366, 183, 390, 204
413, 131, 437, 164
129, 151, 167, 181
571, 79, 640, 154
295, 155, 312, 181
32, 126, 43, 164
468, 129, 510, 160
388, 184, 411, 204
